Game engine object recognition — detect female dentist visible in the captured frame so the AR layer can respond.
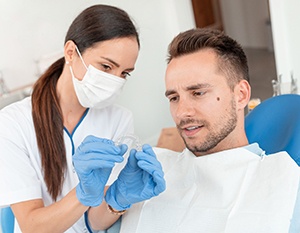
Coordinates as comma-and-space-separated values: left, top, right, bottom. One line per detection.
0, 4, 165, 233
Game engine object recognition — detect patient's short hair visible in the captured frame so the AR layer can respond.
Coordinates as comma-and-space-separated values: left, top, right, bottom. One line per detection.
167, 28, 249, 89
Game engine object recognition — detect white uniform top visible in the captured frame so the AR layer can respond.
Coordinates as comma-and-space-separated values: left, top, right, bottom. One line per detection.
120, 145, 300, 233
0, 97, 134, 232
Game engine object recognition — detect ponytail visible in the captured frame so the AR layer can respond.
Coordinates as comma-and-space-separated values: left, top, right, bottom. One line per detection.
31, 58, 66, 200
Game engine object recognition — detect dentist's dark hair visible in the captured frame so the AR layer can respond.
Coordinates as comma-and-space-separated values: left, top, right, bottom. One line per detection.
167, 28, 249, 90
31, 4, 139, 200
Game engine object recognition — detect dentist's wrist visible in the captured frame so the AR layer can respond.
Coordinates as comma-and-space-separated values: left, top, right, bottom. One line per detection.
107, 204, 127, 215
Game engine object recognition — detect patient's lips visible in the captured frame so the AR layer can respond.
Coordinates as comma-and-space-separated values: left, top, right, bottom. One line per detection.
182, 124, 203, 137
186, 126, 199, 130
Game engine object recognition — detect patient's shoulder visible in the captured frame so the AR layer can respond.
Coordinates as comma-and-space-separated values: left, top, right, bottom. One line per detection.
267, 151, 299, 169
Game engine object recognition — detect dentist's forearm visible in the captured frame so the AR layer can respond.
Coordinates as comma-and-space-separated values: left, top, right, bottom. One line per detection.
11, 188, 88, 233
88, 200, 122, 230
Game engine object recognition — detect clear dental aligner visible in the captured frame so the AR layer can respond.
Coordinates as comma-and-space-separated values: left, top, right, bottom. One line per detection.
115, 134, 142, 151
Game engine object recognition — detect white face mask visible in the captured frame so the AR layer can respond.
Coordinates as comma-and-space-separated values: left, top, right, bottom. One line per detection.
69, 46, 126, 109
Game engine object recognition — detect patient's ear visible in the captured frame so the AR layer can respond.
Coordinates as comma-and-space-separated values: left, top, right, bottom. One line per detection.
64, 40, 76, 64
235, 80, 251, 110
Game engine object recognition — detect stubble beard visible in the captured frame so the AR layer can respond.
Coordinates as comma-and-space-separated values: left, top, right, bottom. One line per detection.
181, 99, 238, 155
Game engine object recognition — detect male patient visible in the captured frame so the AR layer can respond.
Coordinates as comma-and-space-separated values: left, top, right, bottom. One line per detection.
118, 28, 300, 233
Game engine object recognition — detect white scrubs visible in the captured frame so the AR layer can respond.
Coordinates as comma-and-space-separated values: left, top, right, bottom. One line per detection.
0, 97, 134, 232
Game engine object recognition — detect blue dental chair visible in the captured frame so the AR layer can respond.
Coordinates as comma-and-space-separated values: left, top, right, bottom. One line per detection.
1, 207, 14, 233
245, 94, 300, 166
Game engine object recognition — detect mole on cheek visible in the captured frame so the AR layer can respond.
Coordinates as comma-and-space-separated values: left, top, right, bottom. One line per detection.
217, 97, 220, 101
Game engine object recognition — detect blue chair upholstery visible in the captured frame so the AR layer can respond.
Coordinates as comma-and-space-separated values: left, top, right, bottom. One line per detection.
245, 94, 300, 165
1, 207, 14, 233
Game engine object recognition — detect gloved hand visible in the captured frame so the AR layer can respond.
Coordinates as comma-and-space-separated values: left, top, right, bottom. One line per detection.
105, 144, 166, 210
73, 135, 127, 207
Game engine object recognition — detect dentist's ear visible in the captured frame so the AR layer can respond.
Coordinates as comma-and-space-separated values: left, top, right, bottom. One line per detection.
64, 40, 76, 64
235, 80, 251, 110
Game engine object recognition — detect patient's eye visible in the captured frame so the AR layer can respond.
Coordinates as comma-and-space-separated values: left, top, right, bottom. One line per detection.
193, 90, 206, 97
168, 95, 179, 102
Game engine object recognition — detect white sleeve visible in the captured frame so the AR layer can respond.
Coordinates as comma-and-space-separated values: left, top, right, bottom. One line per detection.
0, 109, 42, 207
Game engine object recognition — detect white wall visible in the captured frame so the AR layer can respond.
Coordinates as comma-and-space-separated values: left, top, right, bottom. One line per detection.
0, 0, 195, 144
269, 0, 300, 88
220, 0, 270, 48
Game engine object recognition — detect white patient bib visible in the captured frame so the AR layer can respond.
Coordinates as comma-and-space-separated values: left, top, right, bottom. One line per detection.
120, 147, 300, 233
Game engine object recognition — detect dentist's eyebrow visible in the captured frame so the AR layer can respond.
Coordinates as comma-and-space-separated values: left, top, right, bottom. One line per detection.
101, 56, 135, 71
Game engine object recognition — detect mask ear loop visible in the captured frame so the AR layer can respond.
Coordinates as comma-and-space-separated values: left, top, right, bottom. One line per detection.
75, 46, 88, 70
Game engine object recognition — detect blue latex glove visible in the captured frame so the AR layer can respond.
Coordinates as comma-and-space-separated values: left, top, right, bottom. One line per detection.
73, 135, 127, 207
105, 144, 166, 210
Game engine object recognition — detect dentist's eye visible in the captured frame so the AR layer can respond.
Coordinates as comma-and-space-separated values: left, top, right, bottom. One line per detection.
101, 64, 111, 71
121, 72, 131, 79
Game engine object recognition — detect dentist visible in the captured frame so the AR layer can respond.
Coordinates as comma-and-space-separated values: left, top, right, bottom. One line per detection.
0, 4, 165, 233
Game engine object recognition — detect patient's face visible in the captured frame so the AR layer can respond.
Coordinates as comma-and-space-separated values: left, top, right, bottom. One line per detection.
165, 48, 238, 156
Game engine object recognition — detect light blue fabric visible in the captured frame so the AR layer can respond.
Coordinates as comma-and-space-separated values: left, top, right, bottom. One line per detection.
106, 217, 121, 233
289, 180, 300, 233
85, 213, 121, 233
1, 207, 14, 233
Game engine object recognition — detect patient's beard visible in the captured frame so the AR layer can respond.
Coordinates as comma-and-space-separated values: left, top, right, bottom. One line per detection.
184, 98, 237, 155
